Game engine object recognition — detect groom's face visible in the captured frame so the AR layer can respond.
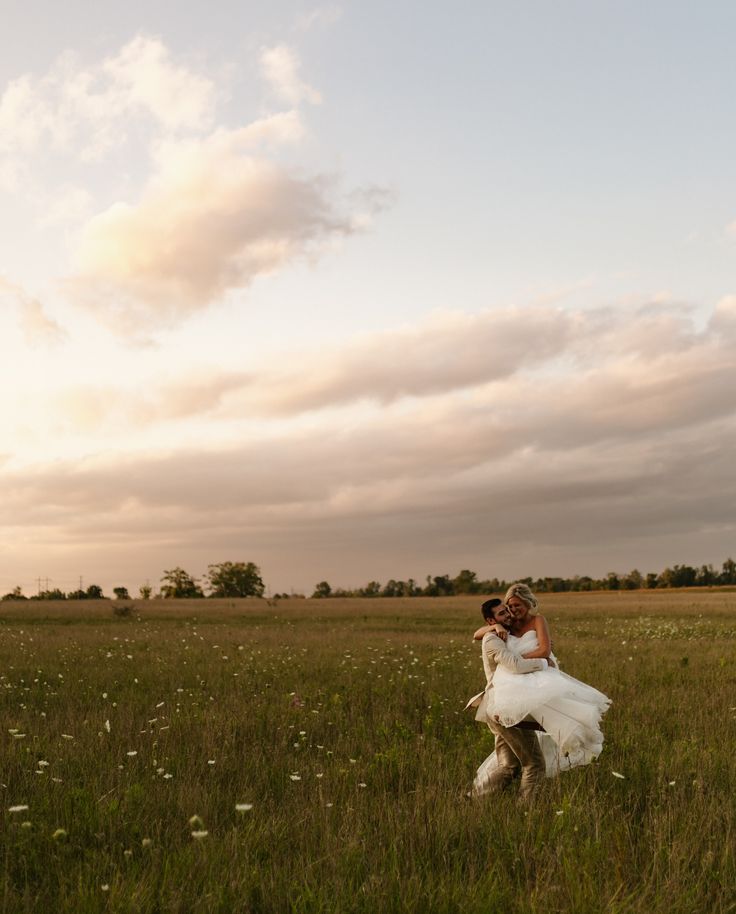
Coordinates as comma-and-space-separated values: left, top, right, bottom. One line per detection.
491, 603, 514, 627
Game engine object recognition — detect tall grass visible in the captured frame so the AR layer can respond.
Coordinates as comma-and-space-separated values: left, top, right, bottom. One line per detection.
1, 591, 734, 912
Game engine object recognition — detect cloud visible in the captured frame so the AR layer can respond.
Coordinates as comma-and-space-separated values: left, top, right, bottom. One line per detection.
44, 298, 736, 443
65, 114, 356, 331
100, 36, 215, 131
16, 296, 734, 586
260, 45, 322, 106
4, 364, 736, 589
0, 276, 65, 344
294, 6, 343, 32
54, 372, 248, 432
2, 35, 376, 334
0, 36, 215, 164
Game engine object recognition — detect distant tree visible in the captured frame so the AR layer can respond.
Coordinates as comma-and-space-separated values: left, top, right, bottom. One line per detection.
623, 569, 643, 590
67, 589, 87, 600
569, 576, 594, 592
696, 564, 717, 587
139, 584, 152, 600
86, 584, 105, 599
477, 577, 507, 595
312, 581, 332, 598
33, 588, 66, 601
359, 581, 381, 597
160, 567, 204, 599
721, 558, 736, 585
534, 577, 570, 593
113, 586, 130, 600
671, 564, 697, 588
645, 573, 659, 589
605, 573, 621, 591
205, 562, 264, 598
2, 586, 27, 601
424, 575, 455, 597
453, 569, 482, 594
405, 578, 421, 596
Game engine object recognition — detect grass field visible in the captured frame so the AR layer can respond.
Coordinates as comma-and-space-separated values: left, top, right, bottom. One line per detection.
1, 591, 735, 913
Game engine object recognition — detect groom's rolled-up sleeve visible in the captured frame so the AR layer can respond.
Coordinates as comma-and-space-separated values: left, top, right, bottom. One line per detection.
483, 634, 548, 674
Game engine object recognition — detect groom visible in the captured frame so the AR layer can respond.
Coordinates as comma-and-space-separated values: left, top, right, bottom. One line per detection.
466, 598, 547, 800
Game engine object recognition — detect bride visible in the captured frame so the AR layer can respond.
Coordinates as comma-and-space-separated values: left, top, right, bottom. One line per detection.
473, 583, 611, 782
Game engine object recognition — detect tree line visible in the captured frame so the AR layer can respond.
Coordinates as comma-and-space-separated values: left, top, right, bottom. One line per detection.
3, 557, 736, 603
1, 562, 265, 602
309, 557, 736, 598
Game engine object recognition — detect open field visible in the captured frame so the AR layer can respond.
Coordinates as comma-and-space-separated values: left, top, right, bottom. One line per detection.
1, 591, 735, 913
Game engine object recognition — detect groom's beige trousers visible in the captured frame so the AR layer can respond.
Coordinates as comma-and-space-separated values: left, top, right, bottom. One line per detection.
482, 719, 546, 800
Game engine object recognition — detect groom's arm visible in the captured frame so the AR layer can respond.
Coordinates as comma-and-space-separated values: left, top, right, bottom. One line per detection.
483, 634, 548, 674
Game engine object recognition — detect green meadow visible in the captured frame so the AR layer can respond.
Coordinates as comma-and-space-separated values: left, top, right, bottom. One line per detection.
1, 591, 734, 913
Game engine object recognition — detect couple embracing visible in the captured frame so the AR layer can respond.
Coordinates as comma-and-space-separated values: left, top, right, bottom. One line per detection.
466, 583, 611, 800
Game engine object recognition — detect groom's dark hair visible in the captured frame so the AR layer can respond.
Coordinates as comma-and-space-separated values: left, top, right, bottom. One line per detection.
481, 598, 503, 621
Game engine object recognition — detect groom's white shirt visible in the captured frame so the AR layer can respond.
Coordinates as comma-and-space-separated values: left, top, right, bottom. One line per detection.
465, 632, 548, 722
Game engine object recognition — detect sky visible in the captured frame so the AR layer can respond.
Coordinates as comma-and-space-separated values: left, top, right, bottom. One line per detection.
1, 0, 735, 596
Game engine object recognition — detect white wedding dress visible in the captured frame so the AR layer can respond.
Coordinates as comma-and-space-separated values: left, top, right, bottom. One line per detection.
474, 630, 611, 787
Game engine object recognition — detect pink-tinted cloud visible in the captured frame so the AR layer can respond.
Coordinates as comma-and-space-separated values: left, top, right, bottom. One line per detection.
66, 116, 356, 332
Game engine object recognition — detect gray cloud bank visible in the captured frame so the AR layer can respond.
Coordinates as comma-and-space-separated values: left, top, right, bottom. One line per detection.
4, 297, 736, 590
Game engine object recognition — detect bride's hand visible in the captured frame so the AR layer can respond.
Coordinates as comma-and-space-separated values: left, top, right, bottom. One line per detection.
473, 623, 508, 641
489, 624, 508, 641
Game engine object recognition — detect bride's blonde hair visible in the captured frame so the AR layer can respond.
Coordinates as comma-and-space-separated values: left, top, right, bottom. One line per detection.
504, 582, 538, 611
